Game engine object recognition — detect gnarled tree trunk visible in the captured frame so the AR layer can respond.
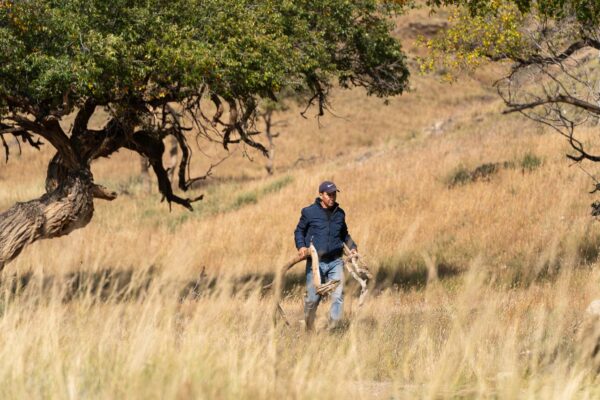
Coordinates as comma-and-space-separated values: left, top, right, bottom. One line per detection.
0, 170, 95, 269
0, 101, 203, 270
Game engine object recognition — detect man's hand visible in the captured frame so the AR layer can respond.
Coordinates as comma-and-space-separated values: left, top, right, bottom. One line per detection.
350, 248, 358, 257
298, 247, 309, 258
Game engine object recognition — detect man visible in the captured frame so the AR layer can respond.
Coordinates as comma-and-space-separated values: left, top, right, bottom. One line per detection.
294, 180, 358, 331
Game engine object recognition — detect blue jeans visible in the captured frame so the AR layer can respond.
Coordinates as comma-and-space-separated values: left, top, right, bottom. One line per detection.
304, 257, 344, 330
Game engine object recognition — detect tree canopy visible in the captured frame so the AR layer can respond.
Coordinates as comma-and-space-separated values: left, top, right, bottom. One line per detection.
423, 0, 600, 181
0, 0, 410, 268
0, 0, 408, 114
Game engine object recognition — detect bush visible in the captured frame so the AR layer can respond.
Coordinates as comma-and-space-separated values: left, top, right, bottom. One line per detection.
448, 165, 472, 187
448, 162, 500, 187
447, 155, 541, 188
520, 152, 542, 171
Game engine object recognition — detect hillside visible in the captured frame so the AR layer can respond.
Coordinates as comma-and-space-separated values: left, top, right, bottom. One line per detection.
3, 10, 599, 281
1, 6, 600, 399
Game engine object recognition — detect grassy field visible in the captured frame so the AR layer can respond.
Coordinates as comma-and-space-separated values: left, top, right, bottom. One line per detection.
3, 7, 600, 399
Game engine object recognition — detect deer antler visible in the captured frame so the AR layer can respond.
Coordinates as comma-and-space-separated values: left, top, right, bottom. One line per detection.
310, 242, 341, 296
309, 243, 321, 287
269, 243, 341, 326
269, 252, 307, 326
343, 243, 372, 307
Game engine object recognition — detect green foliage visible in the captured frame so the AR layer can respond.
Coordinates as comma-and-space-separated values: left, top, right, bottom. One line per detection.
230, 175, 293, 211
419, 0, 524, 79
447, 164, 472, 187
262, 175, 293, 193
447, 162, 504, 186
420, 0, 600, 205
137, 175, 293, 229
421, 0, 600, 77
233, 192, 259, 209
447, 156, 541, 187
0, 0, 410, 114
520, 152, 542, 171
577, 230, 600, 265
428, 0, 600, 25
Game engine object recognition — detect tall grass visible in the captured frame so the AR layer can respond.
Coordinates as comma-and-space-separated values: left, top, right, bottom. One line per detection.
0, 267, 598, 398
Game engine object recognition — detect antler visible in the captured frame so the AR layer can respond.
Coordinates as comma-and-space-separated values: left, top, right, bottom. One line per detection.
343, 243, 372, 307
268, 243, 341, 327
269, 243, 372, 326
309, 243, 341, 296
268, 252, 307, 326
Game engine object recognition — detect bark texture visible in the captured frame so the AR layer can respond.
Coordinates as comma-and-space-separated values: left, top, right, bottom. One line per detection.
0, 170, 94, 269
0, 100, 204, 269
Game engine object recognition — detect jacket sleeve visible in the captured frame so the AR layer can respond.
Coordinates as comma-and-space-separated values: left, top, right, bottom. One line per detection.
294, 209, 308, 249
341, 219, 357, 250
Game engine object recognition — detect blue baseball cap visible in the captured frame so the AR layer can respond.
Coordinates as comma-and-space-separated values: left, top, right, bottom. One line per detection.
318, 181, 340, 193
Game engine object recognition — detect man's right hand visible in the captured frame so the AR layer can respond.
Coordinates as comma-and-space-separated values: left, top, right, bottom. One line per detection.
298, 247, 309, 258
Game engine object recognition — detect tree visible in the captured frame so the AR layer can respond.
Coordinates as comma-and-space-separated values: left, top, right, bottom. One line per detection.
257, 88, 308, 175
0, 0, 410, 269
258, 98, 285, 175
422, 0, 600, 195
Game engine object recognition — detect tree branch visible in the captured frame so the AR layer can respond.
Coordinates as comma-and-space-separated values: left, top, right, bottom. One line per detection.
10, 115, 79, 168
72, 98, 97, 138
0, 124, 42, 162
125, 130, 203, 211
513, 38, 600, 68
91, 184, 118, 201
503, 94, 600, 115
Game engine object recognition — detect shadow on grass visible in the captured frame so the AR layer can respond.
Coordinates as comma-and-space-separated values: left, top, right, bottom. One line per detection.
372, 259, 463, 291
2, 268, 156, 302
0, 267, 307, 303
0, 257, 464, 304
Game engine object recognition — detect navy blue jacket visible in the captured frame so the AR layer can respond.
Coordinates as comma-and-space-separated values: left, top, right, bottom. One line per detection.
294, 198, 357, 261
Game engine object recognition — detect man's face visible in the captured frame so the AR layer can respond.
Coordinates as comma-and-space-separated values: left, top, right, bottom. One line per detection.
320, 191, 337, 208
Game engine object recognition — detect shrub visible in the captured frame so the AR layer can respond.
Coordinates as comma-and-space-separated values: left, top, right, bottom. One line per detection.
448, 165, 472, 187
520, 152, 542, 171
448, 162, 500, 187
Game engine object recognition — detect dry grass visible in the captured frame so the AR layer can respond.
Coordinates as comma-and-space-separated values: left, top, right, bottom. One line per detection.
3, 8, 600, 399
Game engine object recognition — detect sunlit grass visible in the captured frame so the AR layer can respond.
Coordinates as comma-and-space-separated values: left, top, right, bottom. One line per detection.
2, 8, 600, 399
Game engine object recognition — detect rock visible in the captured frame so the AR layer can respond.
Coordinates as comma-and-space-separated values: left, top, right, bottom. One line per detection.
423, 118, 453, 136
586, 300, 600, 317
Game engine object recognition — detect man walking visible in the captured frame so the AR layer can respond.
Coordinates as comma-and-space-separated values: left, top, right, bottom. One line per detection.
294, 181, 358, 331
